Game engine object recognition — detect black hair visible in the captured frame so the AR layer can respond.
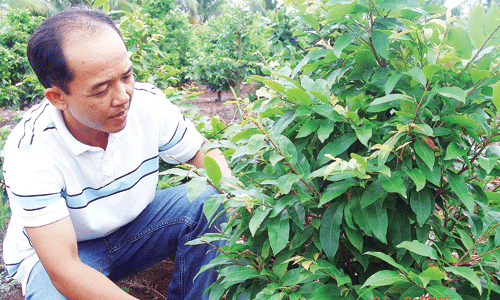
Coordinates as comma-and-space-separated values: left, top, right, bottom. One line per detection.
27, 9, 123, 94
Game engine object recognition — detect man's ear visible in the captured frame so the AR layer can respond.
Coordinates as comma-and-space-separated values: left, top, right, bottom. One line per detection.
44, 87, 68, 111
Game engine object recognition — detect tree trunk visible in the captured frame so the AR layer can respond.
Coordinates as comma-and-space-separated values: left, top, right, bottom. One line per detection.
217, 91, 222, 102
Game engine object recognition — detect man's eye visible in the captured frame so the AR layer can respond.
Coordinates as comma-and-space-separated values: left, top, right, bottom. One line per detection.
94, 88, 108, 96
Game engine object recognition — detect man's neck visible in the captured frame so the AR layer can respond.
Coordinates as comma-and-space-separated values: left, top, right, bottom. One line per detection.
62, 111, 109, 150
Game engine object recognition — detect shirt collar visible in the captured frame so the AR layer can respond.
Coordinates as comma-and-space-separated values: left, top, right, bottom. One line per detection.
47, 101, 125, 156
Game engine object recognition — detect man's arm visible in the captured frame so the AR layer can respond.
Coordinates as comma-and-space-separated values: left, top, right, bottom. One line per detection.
26, 217, 137, 300
187, 142, 233, 180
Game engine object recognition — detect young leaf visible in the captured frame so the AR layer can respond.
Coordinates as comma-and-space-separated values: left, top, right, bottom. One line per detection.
203, 155, 222, 187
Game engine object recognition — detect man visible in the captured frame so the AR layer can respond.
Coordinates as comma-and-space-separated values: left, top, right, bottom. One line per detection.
2, 8, 231, 300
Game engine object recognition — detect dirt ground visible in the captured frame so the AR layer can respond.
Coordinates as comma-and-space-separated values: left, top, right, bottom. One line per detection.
0, 83, 254, 300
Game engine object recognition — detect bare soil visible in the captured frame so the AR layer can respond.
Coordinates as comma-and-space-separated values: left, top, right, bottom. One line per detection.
0, 83, 255, 300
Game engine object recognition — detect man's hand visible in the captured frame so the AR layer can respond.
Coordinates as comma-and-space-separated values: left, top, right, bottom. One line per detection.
26, 217, 137, 300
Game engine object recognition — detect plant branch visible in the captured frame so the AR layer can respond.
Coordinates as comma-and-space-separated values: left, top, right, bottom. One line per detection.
456, 222, 500, 266
464, 24, 500, 71
242, 110, 320, 199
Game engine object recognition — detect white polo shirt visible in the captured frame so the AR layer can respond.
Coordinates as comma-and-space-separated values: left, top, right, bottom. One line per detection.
2, 82, 204, 294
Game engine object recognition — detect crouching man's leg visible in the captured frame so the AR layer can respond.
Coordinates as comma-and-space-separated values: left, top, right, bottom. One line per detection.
105, 183, 227, 300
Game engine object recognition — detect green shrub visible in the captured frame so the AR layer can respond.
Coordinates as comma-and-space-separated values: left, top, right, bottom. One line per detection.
179, 1, 500, 299
0, 9, 45, 108
190, 5, 270, 100
118, 7, 193, 88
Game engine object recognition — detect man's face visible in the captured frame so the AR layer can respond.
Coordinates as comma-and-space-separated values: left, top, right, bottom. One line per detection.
58, 25, 134, 143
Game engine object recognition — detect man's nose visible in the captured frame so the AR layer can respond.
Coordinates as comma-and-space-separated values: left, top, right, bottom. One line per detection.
111, 82, 130, 106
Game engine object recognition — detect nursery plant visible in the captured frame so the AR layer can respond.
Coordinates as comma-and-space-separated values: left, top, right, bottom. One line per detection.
191, 5, 270, 101
180, 1, 500, 299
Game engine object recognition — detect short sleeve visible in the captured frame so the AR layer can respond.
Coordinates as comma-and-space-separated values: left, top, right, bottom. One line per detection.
3, 146, 69, 227
149, 87, 204, 164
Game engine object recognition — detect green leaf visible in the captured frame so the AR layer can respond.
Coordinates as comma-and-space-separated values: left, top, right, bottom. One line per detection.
492, 80, 500, 112
277, 173, 302, 194
414, 138, 435, 171
247, 134, 266, 155
320, 201, 345, 261
441, 115, 481, 129
365, 200, 388, 244
468, 5, 487, 48
361, 270, 407, 288
434, 87, 466, 103
249, 206, 272, 237
311, 284, 340, 299
372, 30, 390, 60
269, 210, 290, 255
379, 174, 407, 199
385, 73, 403, 95
447, 172, 475, 213
406, 168, 426, 191
410, 188, 432, 227
187, 177, 207, 202
333, 32, 358, 58
444, 142, 469, 161
296, 119, 321, 138
404, 67, 427, 87
300, 13, 320, 31
285, 88, 311, 106
445, 266, 482, 295
318, 133, 357, 165
422, 64, 440, 80
371, 94, 412, 106
361, 180, 385, 208
365, 252, 407, 272
319, 183, 352, 206
420, 266, 446, 281
354, 125, 372, 147
220, 265, 263, 285
426, 285, 464, 300
445, 28, 473, 59
203, 156, 222, 187
397, 241, 438, 260
478, 155, 499, 174
485, 3, 500, 33
203, 194, 226, 222
344, 223, 363, 252
250, 75, 286, 93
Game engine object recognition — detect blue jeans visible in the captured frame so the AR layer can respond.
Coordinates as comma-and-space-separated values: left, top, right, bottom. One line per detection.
25, 184, 226, 300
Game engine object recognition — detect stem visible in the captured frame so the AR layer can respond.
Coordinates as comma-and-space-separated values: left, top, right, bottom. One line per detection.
464, 24, 500, 71
456, 222, 500, 266
243, 111, 320, 199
